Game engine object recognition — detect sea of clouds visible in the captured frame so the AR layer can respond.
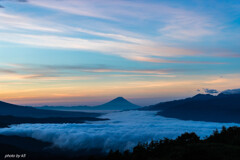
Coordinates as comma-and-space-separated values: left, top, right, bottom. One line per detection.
0, 111, 239, 152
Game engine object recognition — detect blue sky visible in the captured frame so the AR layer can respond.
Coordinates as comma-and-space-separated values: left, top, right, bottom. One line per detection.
0, 0, 239, 106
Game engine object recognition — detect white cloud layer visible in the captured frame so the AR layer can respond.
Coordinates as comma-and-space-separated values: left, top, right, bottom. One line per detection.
0, 111, 239, 152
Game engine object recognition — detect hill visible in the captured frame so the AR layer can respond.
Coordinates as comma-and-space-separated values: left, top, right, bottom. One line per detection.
221, 88, 240, 95
142, 94, 214, 111
0, 100, 101, 118
0, 100, 108, 127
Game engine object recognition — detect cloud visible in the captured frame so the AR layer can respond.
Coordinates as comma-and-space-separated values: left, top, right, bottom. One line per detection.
27, 0, 216, 40
0, 32, 197, 61
16, 0, 27, 2
0, 10, 151, 45
0, 63, 175, 80
73, 27, 153, 45
0, 68, 16, 74
40, 64, 173, 75
0, 1, 225, 62
0, 32, 223, 64
28, 0, 115, 20
0, 0, 27, 2
204, 78, 227, 84
203, 88, 219, 94
158, 11, 214, 40
0, 111, 239, 153
0, 10, 222, 64
0, 11, 62, 32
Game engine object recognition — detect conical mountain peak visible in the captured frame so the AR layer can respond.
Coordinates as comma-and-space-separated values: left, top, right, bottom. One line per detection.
115, 97, 125, 100
111, 97, 128, 102
96, 97, 140, 110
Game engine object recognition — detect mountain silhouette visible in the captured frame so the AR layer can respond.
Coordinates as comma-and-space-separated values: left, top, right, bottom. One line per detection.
144, 93, 240, 123
94, 97, 140, 110
143, 94, 215, 111
0, 100, 100, 118
191, 94, 214, 100
221, 88, 240, 95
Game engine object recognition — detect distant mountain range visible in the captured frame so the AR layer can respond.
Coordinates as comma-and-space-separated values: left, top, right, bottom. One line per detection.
143, 90, 240, 123
221, 88, 240, 95
0, 100, 109, 128
1, 89, 240, 123
38, 97, 140, 111
0, 97, 139, 119
0, 97, 138, 128
0, 100, 101, 118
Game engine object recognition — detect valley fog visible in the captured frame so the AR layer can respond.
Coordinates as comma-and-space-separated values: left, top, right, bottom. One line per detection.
0, 111, 239, 152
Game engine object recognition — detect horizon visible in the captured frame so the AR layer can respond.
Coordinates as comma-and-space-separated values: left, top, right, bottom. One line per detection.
1, 91, 237, 107
1, 94, 187, 107
0, 0, 240, 106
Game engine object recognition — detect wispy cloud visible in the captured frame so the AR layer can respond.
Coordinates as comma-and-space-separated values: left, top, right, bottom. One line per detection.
0, 11, 62, 32
0, 9, 205, 63
0, 10, 150, 45
0, 30, 226, 64
73, 27, 153, 44
0, 32, 203, 63
0, 68, 16, 74
28, 0, 115, 20
0, 0, 28, 2
0, 63, 175, 80
27, 0, 216, 41
0, 0, 226, 62
158, 9, 214, 40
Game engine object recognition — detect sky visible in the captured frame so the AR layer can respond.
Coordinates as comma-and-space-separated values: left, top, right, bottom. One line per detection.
0, 0, 239, 106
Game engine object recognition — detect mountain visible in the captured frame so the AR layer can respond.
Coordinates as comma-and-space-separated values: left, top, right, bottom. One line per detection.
143, 93, 240, 123
39, 97, 140, 111
0, 100, 101, 118
142, 94, 214, 111
221, 88, 240, 95
94, 97, 140, 110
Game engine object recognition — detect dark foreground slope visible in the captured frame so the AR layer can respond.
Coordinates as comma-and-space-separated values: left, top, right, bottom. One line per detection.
144, 93, 240, 123
1, 126, 240, 160
106, 126, 240, 160
0, 134, 104, 160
